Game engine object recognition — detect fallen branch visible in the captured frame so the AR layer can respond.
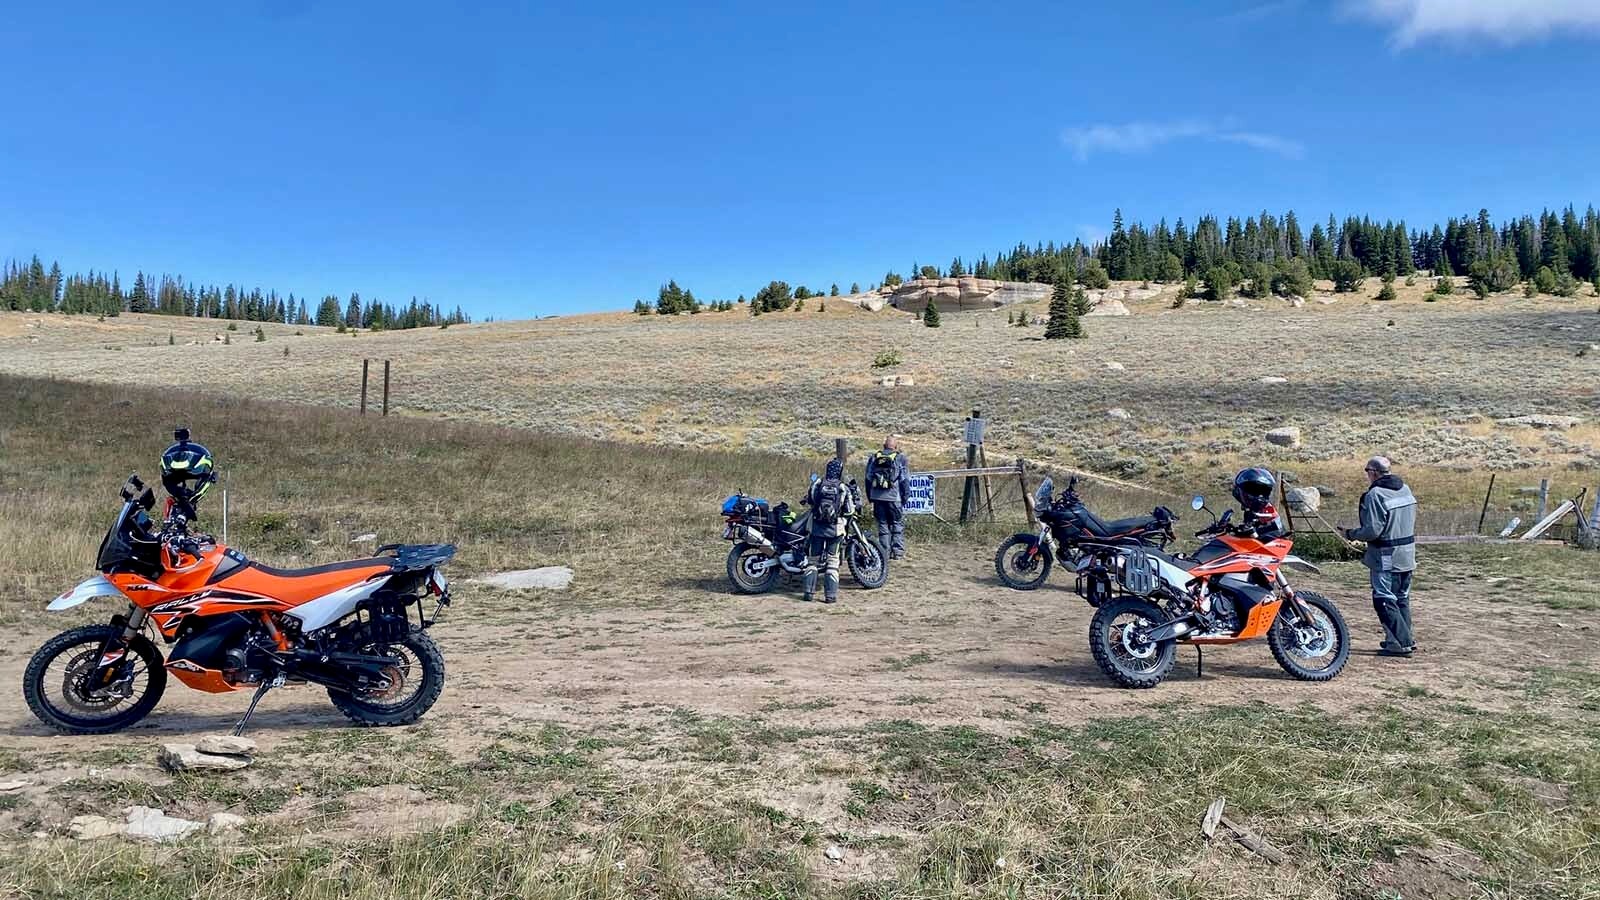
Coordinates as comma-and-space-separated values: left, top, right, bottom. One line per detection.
1200, 797, 1286, 865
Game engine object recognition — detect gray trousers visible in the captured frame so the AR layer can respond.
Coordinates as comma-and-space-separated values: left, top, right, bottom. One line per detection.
803, 534, 841, 601
1370, 568, 1415, 649
873, 500, 905, 554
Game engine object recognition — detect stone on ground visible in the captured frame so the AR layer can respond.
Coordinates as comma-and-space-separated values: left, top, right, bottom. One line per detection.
1265, 426, 1302, 449
68, 815, 124, 840
1497, 415, 1582, 429
207, 812, 248, 834
1084, 299, 1131, 317
196, 735, 257, 757
1107, 408, 1131, 420
474, 566, 575, 591
125, 806, 204, 842
1286, 487, 1322, 513
160, 743, 252, 772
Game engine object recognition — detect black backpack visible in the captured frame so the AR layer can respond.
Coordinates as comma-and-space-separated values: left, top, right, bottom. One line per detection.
813, 477, 844, 524
870, 450, 898, 491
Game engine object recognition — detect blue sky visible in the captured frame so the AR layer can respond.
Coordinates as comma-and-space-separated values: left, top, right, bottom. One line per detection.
3, 0, 1599, 318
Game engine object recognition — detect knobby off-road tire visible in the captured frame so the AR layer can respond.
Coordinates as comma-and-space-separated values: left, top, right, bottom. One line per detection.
1089, 597, 1176, 689
726, 544, 780, 594
994, 535, 1052, 590
24, 625, 167, 735
329, 630, 446, 727
1268, 591, 1350, 682
847, 535, 888, 590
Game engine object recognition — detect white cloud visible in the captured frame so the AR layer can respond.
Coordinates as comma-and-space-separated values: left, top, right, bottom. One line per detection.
1059, 119, 1304, 162
1347, 0, 1600, 46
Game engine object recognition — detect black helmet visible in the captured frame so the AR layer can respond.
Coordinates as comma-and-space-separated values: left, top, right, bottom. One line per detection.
1231, 467, 1276, 512
161, 427, 216, 518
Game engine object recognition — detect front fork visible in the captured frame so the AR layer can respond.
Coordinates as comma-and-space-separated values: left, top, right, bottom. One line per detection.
91, 605, 149, 690
1273, 571, 1311, 622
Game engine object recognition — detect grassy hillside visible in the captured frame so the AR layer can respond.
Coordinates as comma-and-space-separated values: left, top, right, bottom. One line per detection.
0, 375, 1596, 899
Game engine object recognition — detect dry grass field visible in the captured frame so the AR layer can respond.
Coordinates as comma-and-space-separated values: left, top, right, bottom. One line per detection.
0, 374, 1596, 899
4, 278, 1599, 527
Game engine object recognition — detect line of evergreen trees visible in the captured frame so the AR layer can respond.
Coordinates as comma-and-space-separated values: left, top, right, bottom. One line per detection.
0, 256, 470, 330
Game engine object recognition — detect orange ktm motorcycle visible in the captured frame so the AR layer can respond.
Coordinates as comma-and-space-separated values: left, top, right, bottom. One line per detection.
1087, 495, 1350, 688
24, 475, 455, 734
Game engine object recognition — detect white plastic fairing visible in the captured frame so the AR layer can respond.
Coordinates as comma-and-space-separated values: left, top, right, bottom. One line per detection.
48, 575, 123, 611
287, 578, 384, 633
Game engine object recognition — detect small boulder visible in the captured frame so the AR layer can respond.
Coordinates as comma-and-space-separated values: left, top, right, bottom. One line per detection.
160, 743, 251, 773
68, 815, 125, 840
1265, 426, 1302, 449
824, 844, 844, 862
1105, 362, 1126, 371
0, 779, 30, 793
1085, 299, 1131, 317
474, 566, 575, 591
1285, 487, 1322, 513
196, 735, 256, 757
1107, 408, 1132, 420
1259, 376, 1288, 385
125, 806, 204, 842
207, 812, 248, 834
1496, 415, 1582, 429
351, 532, 379, 543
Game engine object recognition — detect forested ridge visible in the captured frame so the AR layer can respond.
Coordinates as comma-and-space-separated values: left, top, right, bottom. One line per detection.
0, 260, 468, 331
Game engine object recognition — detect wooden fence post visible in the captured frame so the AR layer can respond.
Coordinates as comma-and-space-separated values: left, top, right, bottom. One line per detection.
382, 360, 391, 417
1590, 488, 1600, 534
959, 408, 980, 524
1536, 478, 1549, 522
1019, 459, 1036, 528
359, 359, 369, 416
1476, 473, 1496, 535
835, 437, 847, 465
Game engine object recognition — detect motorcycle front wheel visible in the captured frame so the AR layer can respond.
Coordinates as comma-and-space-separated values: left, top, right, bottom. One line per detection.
1268, 591, 1350, 682
846, 534, 888, 590
24, 624, 167, 735
1089, 597, 1175, 688
726, 544, 780, 594
994, 535, 1052, 590
329, 630, 446, 727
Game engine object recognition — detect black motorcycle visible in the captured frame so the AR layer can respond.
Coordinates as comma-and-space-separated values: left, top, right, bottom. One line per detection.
719, 480, 887, 594
993, 476, 1178, 599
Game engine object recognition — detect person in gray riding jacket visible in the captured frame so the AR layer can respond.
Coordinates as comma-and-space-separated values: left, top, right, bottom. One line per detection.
864, 434, 911, 559
802, 458, 859, 604
1343, 456, 1419, 656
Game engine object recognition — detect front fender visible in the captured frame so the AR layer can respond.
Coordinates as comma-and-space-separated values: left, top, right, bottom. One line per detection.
48, 575, 125, 611
1009, 533, 1052, 561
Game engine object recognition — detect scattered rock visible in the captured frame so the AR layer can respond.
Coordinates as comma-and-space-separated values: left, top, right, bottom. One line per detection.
1285, 487, 1322, 513
1085, 299, 1131, 317
878, 374, 915, 387
68, 815, 125, 841
1311, 485, 1337, 498
160, 743, 252, 773
196, 735, 257, 757
1105, 362, 1125, 371
995, 856, 1008, 870
1287, 296, 1305, 308
207, 812, 247, 834
1107, 408, 1132, 420
125, 806, 204, 842
473, 566, 575, 591
1265, 426, 1302, 449
824, 844, 844, 862
351, 532, 379, 543
1496, 415, 1582, 429
0, 779, 30, 793
1259, 376, 1288, 385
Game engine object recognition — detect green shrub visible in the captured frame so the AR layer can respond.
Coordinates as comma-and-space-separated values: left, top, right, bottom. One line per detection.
871, 349, 903, 369
1331, 259, 1365, 293
1293, 531, 1363, 562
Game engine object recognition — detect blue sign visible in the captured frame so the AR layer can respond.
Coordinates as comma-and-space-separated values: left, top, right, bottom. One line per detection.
905, 475, 936, 515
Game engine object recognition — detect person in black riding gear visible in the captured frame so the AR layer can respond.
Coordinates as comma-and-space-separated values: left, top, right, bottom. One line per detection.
160, 427, 217, 522
864, 434, 911, 559
801, 458, 859, 604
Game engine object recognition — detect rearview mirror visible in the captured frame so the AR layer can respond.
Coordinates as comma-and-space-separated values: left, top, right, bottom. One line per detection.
1191, 495, 1206, 511
810, 472, 820, 484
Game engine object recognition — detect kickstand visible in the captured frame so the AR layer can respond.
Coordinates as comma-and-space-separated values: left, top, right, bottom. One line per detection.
1195, 646, 1204, 679
232, 676, 281, 736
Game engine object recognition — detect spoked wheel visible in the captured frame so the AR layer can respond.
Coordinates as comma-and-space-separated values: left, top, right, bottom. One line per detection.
24, 624, 167, 734
1089, 597, 1176, 688
994, 536, 1052, 590
726, 544, 780, 594
1269, 591, 1350, 682
329, 631, 446, 726
846, 534, 888, 590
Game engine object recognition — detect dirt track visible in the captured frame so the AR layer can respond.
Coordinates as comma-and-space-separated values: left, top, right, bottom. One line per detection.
2, 546, 1591, 756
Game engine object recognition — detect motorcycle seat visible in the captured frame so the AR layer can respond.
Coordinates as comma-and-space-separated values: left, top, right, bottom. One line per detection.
1078, 508, 1161, 538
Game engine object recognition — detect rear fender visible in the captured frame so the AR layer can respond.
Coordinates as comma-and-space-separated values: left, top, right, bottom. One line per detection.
48, 576, 124, 611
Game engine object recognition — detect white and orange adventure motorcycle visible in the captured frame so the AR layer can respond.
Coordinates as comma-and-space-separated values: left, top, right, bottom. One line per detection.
24, 462, 454, 735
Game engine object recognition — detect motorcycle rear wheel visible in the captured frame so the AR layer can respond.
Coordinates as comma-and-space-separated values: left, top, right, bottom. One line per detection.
1268, 591, 1350, 682
846, 535, 888, 590
994, 535, 1051, 590
328, 630, 446, 727
1089, 597, 1175, 688
24, 625, 167, 735
726, 544, 780, 594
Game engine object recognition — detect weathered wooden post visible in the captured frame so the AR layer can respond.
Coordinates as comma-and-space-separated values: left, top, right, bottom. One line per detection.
959, 409, 982, 524
382, 359, 391, 417
359, 359, 369, 415
1590, 488, 1600, 536
1018, 458, 1036, 528
835, 437, 847, 465
1535, 478, 1550, 522
1476, 473, 1496, 535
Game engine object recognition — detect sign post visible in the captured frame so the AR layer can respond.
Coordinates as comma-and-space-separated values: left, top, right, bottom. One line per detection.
959, 409, 985, 524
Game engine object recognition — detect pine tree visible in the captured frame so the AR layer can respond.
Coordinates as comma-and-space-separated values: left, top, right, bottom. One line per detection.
1045, 277, 1082, 339
1071, 286, 1090, 316
254, 325, 266, 342
849, 282, 860, 294
922, 302, 940, 327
